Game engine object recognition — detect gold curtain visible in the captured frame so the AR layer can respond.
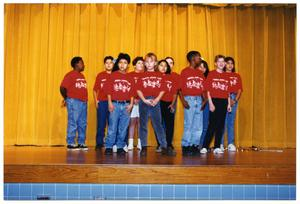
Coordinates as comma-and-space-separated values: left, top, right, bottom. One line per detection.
4, 4, 296, 148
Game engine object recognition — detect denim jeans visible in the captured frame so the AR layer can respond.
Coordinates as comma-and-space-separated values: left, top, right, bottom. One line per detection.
66, 98, 87, 145
199, 102, 209, 147
181, 96, 203, 147
139, 97, 167, 148
96, 101, 109, 146
221, 93, 238, 145
105, 102, 131, 149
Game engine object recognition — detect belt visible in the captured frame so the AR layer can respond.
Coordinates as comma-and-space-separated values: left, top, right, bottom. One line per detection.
112, 100, 130, 103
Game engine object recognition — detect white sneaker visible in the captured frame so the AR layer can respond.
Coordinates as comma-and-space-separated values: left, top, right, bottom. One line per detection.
123, 145, 128, 152
228, 144, 236, 152
220, 144, 225, 151
137, 139, 142, 150
213, 148, 224, 154
112, 145, 117, 153
200, 148, 208, 154
128, 139, 134, 150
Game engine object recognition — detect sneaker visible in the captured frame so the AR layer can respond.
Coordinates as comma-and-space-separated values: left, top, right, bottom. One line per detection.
117, 148, 127, 155
123, 145, 128, 153
95, 144, 104, 150
77, 144, 88, 151
228, 144, 237, 152
67, 144, 78, 151
128, 139, 134, 150
155, 146, 162, 153
112, 145, 117, 153
182, 146, 189, 156
104, 148, 113, 155
200, 148, 208, 154
161, 147, 176, 156
213, 148, 224, 154
137, 139, 142, 150
140, 146, 147, 156
220, 144, 225, 151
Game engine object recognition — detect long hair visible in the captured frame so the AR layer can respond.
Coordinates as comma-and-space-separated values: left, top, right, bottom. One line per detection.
201, 60, 210, 78
224, 56, 236, 72
157, 59, 171, 74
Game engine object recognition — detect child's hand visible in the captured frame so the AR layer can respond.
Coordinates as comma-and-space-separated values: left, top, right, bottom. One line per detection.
182, 100, 190, 109
144, 99, 153, 106
108, 102, 114, 112
230, 99, 236, 106
134, 99, 139, 105
201, 100, 207, 111
151, 98, 159, 106
168, 103, 175, 113
227, 104, 232, 112
61, 99, 66, 108
126, 104, 133, 113
95, 101, 98, 109
209, 103, 215, 112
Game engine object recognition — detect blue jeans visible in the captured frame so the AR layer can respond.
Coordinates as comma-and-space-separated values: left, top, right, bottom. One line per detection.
139, 97, 167, 148
181, 96, 203, 147
66, 98, 87, 145
105, 102, 131, 149
96, 101, 109, 146
221, 93, 238, 145
199, 102, 209, 147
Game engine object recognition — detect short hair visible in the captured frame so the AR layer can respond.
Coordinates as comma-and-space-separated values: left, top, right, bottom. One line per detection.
157, 59, 171, 74
225, 56, 236, 72
71, 56, 82, 68
200, 60, 210, 78
165, 56, 175, 65
144, 52, 157, 61
214, 54, 225, 62
186, 51, 201, 62
104, 56, 114, 64
132, 56, 144, 66
112, 53, 131, 72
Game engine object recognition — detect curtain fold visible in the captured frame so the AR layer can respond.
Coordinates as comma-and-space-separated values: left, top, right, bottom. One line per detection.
4, 3, 296, 148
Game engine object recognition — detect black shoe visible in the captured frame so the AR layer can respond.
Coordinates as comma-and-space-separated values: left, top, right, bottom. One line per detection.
77, 144, 88, 151
67, 144, 79, 151
191, 145, 200, 155
140, 147, 147, 156
95, 144, 104, 150
161, 147, 176, 156
117, 148, 126, 155
182, 146, 189, 156
104, 148, 113, 155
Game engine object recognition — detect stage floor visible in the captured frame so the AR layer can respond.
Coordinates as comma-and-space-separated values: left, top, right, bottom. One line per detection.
4, 146, 296, 184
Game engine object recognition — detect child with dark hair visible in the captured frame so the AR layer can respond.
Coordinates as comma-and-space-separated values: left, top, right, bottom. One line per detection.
157, 59, 178, 151
179, 51, 205, 155
220, 57, 243, 152
136, 53, 176, 156
104, 53, 134, 155
60, 56, 88, 151
200, 55, 232, 154
93, 56, 114, 150
127, 56, 145, 150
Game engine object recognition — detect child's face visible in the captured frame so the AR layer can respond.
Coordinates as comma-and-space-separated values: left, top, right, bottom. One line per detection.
76, 60, 85, 72
166, 58, 174, 69
226, 60, 234, 72
118, 59, 129, 72
135, 60, 144, 73
193, 54, 202, 67
144, 57, 156, 71
158, 61, 168, 74
199, 63, 206, 74
215, 58, 225, 70
105, 59, 114, 71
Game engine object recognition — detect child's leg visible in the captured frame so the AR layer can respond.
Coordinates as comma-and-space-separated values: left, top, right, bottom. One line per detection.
66, 98, 78, 145
221, 112, 228, 146
227, 97, 238, 145
77, 100, 88, 145
96, 101, 108, 146
161, 101, 175, 147
181, 96, 195, 147
214, 99, 228, 148
200, 103, 209, 147
139, 100, 149, 147
202, 99, 218, 149
190, 96, 203, 146
149, 103, 167, 148
116, 103, 131, 149
105, 102, 119, 149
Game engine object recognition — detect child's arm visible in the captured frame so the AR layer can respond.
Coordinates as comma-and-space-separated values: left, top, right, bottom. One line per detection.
60, 86, 67, 107
178, 89, 190, 109
93, 90, 99, 109
227, 95, 232, 112
168, 94, 177, 112
107, 95, 114, 112
137, 90, 152, 106
207, 91, 215, 112
201, 92, 208, 110
126, 97, 134, 113
152, 91, 165, 106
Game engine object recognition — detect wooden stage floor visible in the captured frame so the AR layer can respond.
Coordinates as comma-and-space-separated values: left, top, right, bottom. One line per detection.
4, 146, 296, 184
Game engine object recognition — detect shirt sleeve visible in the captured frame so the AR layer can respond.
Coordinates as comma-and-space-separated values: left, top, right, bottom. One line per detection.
104, 76, 113, 96
60, 73, 71, 89
93, 74, 99, 91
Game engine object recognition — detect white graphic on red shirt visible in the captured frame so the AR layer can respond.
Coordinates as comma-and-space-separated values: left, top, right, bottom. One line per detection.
186, 77, 203, 89
142, 77, 162, 88
75, 79, 87, 89
229, 76, 238, 86
166, 80, 172, 92
100, 79, 107, 88
113, 79, 131, 93
212, 78, 229, 91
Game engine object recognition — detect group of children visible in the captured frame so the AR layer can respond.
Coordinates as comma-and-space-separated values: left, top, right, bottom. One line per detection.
60, 51, 243, 156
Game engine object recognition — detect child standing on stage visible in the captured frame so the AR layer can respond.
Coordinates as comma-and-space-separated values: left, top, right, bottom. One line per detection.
157, 59, 178, 151
198, 60, 210, 149
179, 51, 205, 155
60, 56, 88, 151
220, 57, 243, 152
104, 53, 134, 155
200, 55, 232, 154
127, 56, 144, 150
136, 53, 176, 156
93, 56, 114, 150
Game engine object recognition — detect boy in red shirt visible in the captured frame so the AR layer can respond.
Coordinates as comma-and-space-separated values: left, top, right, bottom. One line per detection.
60, 56, 88, 151
200, 55, 232, 154
93, 56, 114, 150
136, 53, 176, 156
179, 51, 205, 155
104, 53, 134, 155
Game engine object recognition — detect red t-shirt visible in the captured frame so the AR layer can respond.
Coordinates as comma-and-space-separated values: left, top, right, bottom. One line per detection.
93, 71, 111, 101
161, 73, 179, 102
180, 67, 205, 96
227, 72, 243, 93
61, 70, 88, 101
136, 71, 167, 97
129, 71, 143, 98
105, 71, 135, 101
204, 70, 231, 99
